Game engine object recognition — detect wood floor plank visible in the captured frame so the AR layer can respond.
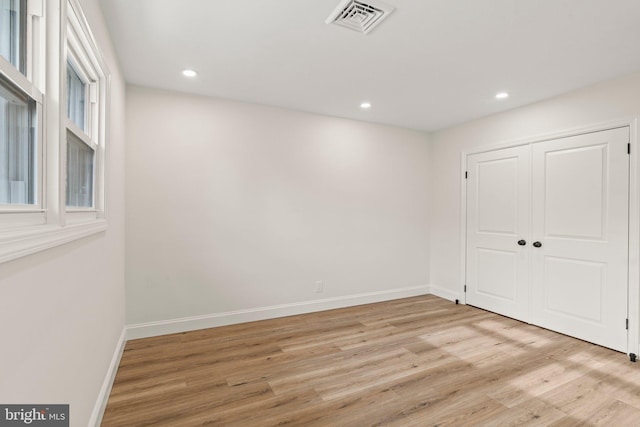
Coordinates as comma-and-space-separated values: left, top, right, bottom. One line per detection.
477, 397, 567, 427
102, 295, 639, 426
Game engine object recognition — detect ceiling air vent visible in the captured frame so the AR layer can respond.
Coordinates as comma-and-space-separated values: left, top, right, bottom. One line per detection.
325, 0, 395, 35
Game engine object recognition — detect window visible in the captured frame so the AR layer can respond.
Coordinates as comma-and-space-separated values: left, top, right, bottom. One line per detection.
65, 56, 95, 209
66, 130, 93, 207
0, 0, 109, 264
0, 0, 26, 74
0, 75, 36, 205
65, 0, 107, 214
66, 60, 86, 130
0, 0, 41, 214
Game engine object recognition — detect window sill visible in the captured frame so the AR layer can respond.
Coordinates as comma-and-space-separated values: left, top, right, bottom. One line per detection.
0, 219, 107, 264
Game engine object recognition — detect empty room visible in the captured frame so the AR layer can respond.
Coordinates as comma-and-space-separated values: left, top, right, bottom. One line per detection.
2, 0, 640, 425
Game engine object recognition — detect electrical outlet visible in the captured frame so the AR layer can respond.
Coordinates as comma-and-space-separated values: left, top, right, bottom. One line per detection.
315, 280, 323, 293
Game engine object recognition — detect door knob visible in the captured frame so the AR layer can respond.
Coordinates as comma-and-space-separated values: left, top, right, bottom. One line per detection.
517, 240, 526, 246
533, 241, 542, 248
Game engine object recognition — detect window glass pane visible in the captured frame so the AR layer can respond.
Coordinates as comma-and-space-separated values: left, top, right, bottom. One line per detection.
0, 77, 36, 205
67, 61, 86, 131
66, 132, 94, 208
0, 0, 26, 73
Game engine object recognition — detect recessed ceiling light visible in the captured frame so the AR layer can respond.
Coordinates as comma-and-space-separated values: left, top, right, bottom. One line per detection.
360, 102, 372, 109
495, 92, 509, 99
182, 69, 197, 78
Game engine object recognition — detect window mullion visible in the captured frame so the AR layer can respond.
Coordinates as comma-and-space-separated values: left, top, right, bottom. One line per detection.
43, 0, 65, 226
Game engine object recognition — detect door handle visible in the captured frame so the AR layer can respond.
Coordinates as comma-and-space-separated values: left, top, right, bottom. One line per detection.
517, 240, 526, 246
533, 241, 542, 248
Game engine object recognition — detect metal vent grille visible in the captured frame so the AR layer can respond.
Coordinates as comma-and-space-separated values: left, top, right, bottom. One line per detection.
325, 0, 394, 35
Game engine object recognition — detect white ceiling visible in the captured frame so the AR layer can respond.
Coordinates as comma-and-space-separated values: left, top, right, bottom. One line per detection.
99, 0, 640, 132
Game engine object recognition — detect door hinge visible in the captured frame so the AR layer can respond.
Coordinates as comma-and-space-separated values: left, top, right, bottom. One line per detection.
628, 143, 631, 155
464, 285, 467, 292
465, 171, 468, 179
626, 318, 629, 330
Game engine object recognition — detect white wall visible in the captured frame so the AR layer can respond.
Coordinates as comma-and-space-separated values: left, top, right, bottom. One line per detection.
0, 1, 126, 426
125, 85, 430, 335
430, 70, 640, 299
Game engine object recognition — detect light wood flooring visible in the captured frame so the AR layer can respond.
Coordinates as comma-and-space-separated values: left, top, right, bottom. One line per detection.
102, 295, 640, 426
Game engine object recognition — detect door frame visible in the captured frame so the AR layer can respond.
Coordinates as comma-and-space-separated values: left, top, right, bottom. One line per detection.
459, 117, 640, 356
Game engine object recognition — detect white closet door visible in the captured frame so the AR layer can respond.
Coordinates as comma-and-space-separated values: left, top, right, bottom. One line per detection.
530, 127, 629, 352
466, 145, 530, 322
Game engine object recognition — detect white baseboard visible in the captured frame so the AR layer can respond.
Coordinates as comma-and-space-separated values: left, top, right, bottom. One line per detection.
126, 285, 430, 340
89, 327, 127, 427
429, 284, 460, 302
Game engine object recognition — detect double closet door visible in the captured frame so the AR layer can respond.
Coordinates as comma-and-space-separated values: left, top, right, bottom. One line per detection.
466, 127, 629, 352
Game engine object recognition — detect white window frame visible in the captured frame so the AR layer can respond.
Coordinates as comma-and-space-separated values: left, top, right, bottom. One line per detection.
0, 76, 43, 219
0, 0, 45, 222
64, 0, 107, 221
0, 0, 110, 264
